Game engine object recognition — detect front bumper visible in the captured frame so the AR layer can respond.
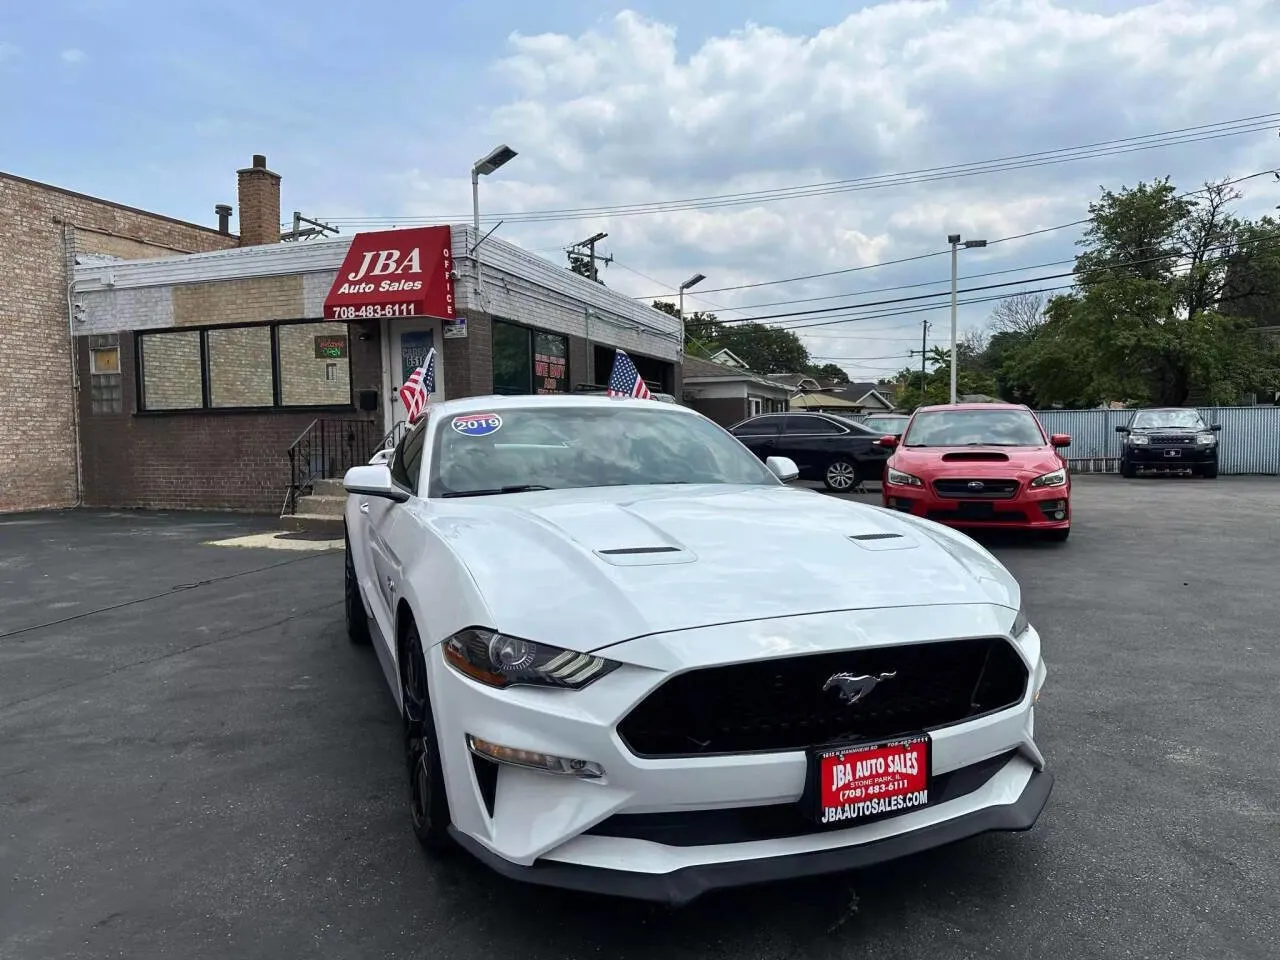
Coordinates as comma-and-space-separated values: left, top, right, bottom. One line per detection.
881, 480, 1070, 531
424, 607, 1049, 904
451, 761, 1052, 905
1125, 445, 1217, 466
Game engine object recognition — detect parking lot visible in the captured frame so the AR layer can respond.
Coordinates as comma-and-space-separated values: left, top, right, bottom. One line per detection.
2, 476, 1278, 960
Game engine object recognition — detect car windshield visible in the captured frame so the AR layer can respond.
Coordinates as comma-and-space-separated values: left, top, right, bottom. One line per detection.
1131, 410, 1205, 430
902, 409, 1045, 447
427, 405, 777, 497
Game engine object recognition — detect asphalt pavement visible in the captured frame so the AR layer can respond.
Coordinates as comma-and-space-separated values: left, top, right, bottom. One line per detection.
2, 479, 1279, 960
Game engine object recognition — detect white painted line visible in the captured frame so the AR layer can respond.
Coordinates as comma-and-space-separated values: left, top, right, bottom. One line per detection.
205, 532, 342, 551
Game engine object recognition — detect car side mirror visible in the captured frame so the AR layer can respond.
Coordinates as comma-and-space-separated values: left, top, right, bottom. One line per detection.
1050, 433, 1071, 448
1115, 425, 1130, 434
1211, 424, 1222, 432
766, 456, 800, 483
344, 464, 410, 503
875, 434, 898, 448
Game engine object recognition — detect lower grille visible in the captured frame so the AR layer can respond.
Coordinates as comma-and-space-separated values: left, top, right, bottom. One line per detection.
617, 638, 1028, 758
933, 478, 1019, 499
586, 751, 1015, 846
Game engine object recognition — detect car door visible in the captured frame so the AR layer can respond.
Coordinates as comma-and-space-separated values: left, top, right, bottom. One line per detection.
774, 414, 848, 475
729, 415, 783, 461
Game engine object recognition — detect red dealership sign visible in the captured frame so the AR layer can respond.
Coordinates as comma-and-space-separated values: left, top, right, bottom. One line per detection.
323, 226, 454, 321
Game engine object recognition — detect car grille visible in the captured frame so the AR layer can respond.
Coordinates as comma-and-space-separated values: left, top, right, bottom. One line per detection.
616, 638, 1029, 758
932, 478, 1019, 499
1149, 434, 1194, 445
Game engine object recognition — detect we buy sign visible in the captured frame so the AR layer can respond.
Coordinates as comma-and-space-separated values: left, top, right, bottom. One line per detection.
323, 226, 454, 321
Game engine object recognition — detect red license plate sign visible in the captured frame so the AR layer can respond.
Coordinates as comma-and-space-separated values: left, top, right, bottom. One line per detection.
809, 735, 931, 826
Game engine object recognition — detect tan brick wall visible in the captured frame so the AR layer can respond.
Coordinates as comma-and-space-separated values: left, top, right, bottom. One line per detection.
207, 326, 273, 407
172, 275, 303, 327
139, 331, 202, 409
0, 173, 237, 513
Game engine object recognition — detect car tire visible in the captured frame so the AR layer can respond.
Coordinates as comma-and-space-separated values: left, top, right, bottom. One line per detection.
1120, 459, 1136, 479
401, 620, 453, 854
823, 459, 861, 492
344, 532, 371, 647
1044, 527, 1070, 543
1200, 463, 1219, 479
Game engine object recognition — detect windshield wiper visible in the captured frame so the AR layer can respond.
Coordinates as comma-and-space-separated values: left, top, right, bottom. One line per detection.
441, 484, 552, 498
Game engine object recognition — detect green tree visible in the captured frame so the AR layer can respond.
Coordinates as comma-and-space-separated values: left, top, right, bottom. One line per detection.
651, 300, 723, 352
568, 253, 605, 284
891, 350, 997, 412
1002, 178, 1280, 406
807, 363, 850, 384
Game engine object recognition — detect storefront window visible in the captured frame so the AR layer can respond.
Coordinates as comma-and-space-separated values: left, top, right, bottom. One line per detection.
139, 331, 202, 410
492, 320, 533, 395
278, 321, 351, 406
533, 331, 568, 394
136, 321, 353, 412
208, 326, 274, 407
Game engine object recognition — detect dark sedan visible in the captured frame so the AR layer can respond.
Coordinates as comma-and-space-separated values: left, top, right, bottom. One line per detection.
1116, 408, 1221, 478
728, 412, 892, 491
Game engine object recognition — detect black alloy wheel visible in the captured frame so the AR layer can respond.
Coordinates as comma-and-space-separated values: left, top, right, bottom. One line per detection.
1120, 458, 1136, 479
824, 458, 861, 492
401, 621, 453, 853
344, 533, 371, 646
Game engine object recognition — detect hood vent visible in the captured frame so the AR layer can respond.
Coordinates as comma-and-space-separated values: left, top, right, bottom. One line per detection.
940, 451, 1010, 462
598, 546, 680, 555
847, 531, 917, 552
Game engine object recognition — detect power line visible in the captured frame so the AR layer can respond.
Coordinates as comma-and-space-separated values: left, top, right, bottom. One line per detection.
322, 114, 1279, 228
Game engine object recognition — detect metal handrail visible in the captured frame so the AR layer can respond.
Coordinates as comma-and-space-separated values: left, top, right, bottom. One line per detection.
284, 417, 381, 516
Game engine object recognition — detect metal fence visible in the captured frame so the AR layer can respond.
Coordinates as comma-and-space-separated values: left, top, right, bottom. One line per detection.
1033, 407, 1280, 475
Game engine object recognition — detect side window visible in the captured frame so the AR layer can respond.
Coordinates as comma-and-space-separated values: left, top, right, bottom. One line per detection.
783, 415, 843, 435
390, 423, 427, 493
732, 417, 781, 437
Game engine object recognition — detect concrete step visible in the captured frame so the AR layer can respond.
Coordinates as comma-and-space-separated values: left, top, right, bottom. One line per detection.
295, 494, 345, 518
311, 478, 346, 498
280, 513, 345, 537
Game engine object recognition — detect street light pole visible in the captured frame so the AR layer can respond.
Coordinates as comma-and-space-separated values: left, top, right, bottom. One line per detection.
678, 273, 706, 355
947, 234, 986, 404
470, 144, 518, 304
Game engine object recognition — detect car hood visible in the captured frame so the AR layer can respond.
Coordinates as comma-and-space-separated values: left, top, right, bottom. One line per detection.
890, 445, 1063, 479
424, 484, 1019, 653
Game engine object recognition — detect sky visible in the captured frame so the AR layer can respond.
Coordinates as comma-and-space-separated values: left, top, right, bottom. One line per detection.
3, 0, 1279, 381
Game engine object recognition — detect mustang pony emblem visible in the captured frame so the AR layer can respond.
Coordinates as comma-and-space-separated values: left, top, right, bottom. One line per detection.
823, 671, 897, 705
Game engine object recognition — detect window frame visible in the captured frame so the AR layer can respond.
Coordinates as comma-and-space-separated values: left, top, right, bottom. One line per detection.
491, 317, 572, 396
782, 414, 847, 436
133, 318, 356, 415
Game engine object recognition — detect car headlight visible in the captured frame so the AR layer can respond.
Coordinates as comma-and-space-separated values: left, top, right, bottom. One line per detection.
1012, 605, 1030, 638
1128, 435, 1148, 445
443, 628, 620, 690
1030, 468, 1067, 488
886, 467, 923, 487
1196, 432, 1216, 445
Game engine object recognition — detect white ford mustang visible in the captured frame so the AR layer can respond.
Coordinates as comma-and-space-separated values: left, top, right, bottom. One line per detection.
342, 394, 1051, 905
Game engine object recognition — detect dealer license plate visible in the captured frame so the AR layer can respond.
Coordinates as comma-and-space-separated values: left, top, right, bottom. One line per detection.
1164, 449, 1181, 458
806, 734, 932, 827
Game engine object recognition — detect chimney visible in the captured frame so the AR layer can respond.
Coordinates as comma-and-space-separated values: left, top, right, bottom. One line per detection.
235, 154, 281, 246
214, 203, 233, 235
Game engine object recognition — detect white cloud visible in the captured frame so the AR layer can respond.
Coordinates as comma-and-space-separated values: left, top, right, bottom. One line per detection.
60, 48, 87, 64
383, 0, 1280, 379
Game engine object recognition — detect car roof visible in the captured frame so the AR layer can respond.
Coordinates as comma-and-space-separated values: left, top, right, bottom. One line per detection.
913, 402, 1030, 413
429, 393, 699, 418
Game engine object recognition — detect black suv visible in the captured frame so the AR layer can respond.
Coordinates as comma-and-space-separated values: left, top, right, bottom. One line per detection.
729, 412, 891, 491
1116, 408, 1222, 478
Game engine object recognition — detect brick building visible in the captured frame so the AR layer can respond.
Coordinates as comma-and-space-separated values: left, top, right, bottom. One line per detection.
0, 165, 253, 513
64, 160, 681, 514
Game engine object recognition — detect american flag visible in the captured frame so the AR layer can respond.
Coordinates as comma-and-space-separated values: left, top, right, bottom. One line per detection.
399, 347, 436, 423
607, 348, 652, 399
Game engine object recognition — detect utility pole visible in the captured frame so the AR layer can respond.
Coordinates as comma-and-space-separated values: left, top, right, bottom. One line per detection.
282, 212, 339, 242
947, 233, 987, 403
908, 319, 931, 400
570, 232, 612, 282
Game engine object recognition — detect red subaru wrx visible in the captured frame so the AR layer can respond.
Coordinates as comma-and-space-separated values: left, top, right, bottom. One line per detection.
878, 403, 1072, 542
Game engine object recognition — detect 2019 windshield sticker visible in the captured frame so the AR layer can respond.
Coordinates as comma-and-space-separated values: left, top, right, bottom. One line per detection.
452, 413, 503, 437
